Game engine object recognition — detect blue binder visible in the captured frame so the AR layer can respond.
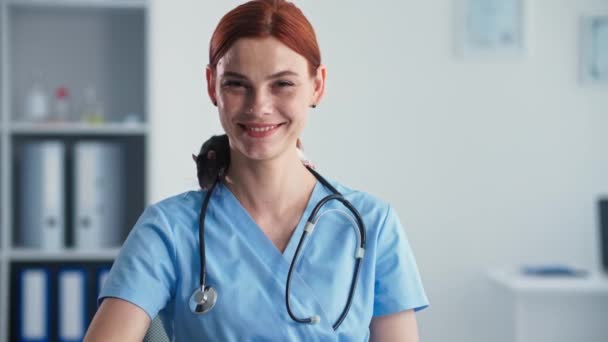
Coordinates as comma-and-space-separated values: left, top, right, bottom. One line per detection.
96, 267, 111, 307
19, 268, 50, 342
57, 268, 88, 342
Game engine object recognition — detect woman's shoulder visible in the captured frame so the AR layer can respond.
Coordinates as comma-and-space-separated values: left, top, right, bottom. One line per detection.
144, 189, 206, 224
324, 177, 390, 209
321, 176, 395, 229
152, 189, 203, 207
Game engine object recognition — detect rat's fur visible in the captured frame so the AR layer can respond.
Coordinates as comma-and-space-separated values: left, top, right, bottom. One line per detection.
193, 135, 314, 190
192, 134, 230, 189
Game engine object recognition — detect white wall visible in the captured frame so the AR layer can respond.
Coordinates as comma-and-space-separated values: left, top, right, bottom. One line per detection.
149, 1, 608, 341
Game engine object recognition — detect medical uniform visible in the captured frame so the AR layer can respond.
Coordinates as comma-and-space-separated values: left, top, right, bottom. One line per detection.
99, 177, 429, 341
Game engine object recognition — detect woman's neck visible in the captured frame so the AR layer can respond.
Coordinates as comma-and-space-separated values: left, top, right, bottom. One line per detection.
223, 148, 317, 215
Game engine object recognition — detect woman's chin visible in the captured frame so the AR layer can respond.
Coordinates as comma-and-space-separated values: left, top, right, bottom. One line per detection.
237, 144, 294, 164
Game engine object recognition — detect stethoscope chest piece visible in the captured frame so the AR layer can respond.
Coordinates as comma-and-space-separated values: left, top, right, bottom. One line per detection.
189, 286, 218, 315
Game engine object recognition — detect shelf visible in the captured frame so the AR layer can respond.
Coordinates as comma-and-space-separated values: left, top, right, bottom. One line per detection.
1, 1, 148, 340
9, 121, 148, 136
8, 5, 146, 123
9, 248, 120, 261
6, 0, 146, 9
487, 269, 608, 294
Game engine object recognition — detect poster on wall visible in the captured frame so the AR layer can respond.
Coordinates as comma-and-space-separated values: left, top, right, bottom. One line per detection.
581, 15, 608, 85
456, 0, 526, 58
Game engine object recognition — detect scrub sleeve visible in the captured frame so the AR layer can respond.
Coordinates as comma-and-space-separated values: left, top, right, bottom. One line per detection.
98, 205, 177, 320
373, 205, 429, 316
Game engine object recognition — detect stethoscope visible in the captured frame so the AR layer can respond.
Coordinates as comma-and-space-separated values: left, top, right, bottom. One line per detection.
188, 166, 367, 331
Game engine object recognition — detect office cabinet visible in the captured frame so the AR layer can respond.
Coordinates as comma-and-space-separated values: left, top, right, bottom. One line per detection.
0, 1, 149, 340
487, 269, 608, 342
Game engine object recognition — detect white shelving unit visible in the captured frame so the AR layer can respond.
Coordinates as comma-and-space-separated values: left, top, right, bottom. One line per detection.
9, 121, 149, 135
487, 268, 608, 342
0, 0, 149, 340
9, 248, 121, 261
0, 0, 6, 339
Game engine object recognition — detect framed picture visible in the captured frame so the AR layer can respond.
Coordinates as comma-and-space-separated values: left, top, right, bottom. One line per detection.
580, 15, 608, 85
456, 0, 526, 58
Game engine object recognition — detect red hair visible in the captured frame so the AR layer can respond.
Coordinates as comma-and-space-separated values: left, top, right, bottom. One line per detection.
209, 0, 321, 75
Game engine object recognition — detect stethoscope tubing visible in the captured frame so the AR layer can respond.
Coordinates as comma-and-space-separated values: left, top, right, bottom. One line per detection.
285, 192, 366, 330
198, 179, 218, 291
196, 166, 366, 331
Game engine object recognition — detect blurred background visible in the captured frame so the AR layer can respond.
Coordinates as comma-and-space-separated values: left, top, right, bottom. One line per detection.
1, 0, 607, 341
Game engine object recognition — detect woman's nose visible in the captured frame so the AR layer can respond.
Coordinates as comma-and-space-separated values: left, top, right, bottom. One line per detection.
247, 89, 273, 116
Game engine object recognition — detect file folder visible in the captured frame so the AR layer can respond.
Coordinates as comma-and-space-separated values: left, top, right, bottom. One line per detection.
94, 267, 112, 311
97, 267, 110, 295
599, 199, 608, 274
19, 268, 50, 342
58, 268, 87, 342
73, 141, 125, 249
20, 141, 66, 249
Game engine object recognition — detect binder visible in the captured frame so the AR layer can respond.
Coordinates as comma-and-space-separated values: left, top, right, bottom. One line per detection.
20, 141, 66, 249
19, 268, 50, 342
57, 268, 87, 342
98, 267, 110, 291
73, 141, 125, 249
600, 199, 608, 274
96, 267, 111, 299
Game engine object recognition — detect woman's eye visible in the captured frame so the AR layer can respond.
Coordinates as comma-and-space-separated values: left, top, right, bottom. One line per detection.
275, 80, 294, 88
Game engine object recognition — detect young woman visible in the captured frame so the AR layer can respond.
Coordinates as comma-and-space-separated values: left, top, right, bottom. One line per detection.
84, 1, 428, 340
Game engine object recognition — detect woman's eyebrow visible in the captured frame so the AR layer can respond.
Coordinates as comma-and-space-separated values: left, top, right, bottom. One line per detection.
267, 70, 299, 79
221, 70, 299, 80
222, 71, 248, 79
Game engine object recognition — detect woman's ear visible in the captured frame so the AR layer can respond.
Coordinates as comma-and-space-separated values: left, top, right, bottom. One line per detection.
206, 65, 218, 106
311, 65, 327, 107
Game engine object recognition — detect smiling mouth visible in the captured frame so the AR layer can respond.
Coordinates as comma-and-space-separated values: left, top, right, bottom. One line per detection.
246, 125, 277, 132
238, 123, 285, 137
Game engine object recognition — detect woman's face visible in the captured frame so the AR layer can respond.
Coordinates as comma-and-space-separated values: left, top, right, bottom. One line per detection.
207, 36, 325, 163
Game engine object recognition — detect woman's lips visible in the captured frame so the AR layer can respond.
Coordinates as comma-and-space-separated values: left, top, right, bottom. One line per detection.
238, 123, 284, 138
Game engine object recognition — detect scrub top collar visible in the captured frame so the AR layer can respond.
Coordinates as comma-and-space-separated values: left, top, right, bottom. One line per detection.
214, 179, 324, 263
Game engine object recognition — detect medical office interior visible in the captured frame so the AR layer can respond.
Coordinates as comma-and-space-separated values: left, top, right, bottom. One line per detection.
0, 0, 607, 341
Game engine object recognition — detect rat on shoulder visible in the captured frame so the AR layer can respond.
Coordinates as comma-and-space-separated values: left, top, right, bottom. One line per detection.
192, 135, 315, 190
192, 134, 230, 190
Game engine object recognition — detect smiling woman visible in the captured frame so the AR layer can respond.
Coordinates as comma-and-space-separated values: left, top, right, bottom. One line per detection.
208, 35, 323, 162
84, 1, 429, 341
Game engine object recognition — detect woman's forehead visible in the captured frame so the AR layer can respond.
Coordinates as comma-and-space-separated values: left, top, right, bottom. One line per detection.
217, 37, 309, 77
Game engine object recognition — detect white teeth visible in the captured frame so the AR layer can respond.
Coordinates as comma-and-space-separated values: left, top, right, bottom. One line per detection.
247, 125, 276, 132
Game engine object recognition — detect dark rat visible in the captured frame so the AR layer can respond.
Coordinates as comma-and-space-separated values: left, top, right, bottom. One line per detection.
192, 134, 230, 190
193, 135, 315, 190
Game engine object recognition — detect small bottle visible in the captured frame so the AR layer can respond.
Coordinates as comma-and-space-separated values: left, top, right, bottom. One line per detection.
81, 86, 105, 124
23, 83, 49, 121
53, 86, 70, 122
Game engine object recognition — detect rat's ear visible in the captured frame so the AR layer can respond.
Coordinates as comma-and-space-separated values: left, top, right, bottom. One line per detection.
192, 153, 198, 162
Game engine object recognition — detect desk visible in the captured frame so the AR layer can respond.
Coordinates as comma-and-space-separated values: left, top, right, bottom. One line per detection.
487, 269, 608, 342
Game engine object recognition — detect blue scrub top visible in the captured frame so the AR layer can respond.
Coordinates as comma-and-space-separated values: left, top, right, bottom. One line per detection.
99, 177, 429, 341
